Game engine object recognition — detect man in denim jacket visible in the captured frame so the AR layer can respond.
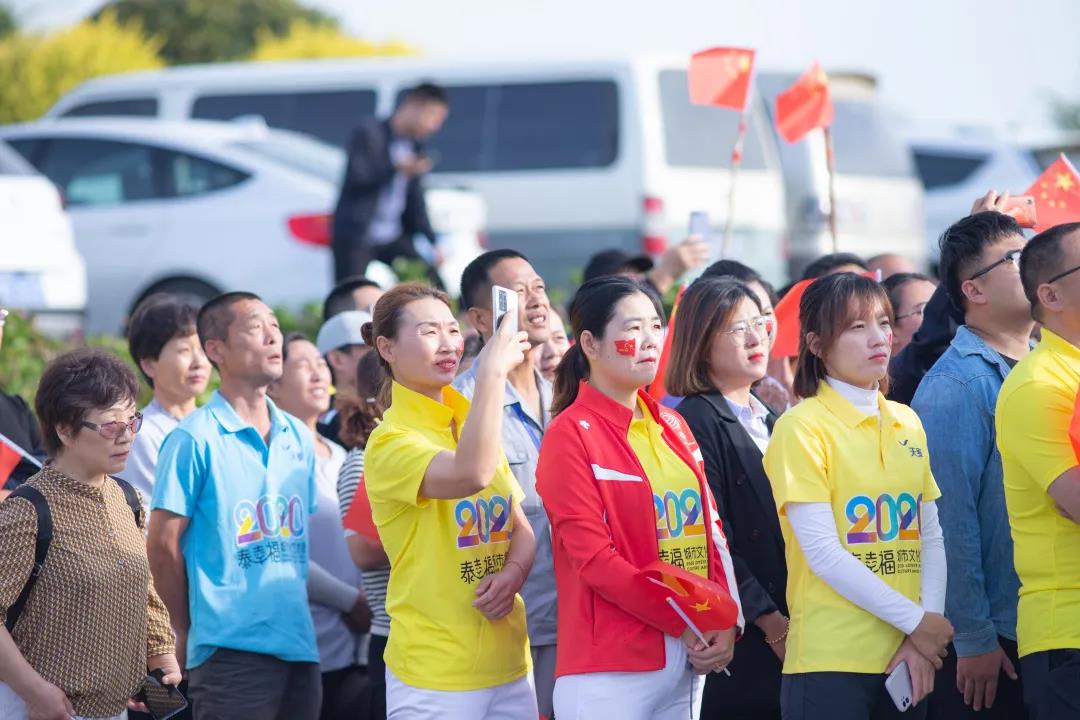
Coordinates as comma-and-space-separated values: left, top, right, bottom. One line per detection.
912, 207, 1032, 719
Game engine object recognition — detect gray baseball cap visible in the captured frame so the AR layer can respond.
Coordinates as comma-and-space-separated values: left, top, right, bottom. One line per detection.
316, 310, 372, 355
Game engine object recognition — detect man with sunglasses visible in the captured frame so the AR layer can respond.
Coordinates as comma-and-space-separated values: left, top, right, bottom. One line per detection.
912, 210, 1031, 719
997, 221, 1080, 719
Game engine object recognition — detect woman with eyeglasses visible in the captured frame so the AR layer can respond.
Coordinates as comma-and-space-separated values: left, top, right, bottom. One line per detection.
0, 348, 178, 720
882, 273, 938, 356
668, 277, 788, 720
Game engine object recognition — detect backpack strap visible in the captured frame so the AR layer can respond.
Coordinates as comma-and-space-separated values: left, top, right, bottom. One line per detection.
112, 477, 143, 528
4, 485, 52, 633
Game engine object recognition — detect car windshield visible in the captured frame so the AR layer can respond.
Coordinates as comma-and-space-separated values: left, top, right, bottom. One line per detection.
0, 139, 35, 176
228, 132, 345, 184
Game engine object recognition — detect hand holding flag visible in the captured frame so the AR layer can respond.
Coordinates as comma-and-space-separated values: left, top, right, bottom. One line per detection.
640, 559, 739, 633
1025, 153, 1080, 232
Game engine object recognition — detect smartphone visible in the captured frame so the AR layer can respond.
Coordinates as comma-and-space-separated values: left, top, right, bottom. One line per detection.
689, 210, 710, 237
491, 285, 518, 336
885, 661, 914, 713
139, 670, 188, 720
1001, 195, 1037, 229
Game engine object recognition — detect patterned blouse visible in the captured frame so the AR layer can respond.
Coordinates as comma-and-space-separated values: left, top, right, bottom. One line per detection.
0, 467, 174, 717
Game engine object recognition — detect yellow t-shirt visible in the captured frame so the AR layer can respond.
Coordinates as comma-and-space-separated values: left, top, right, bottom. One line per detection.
996, 328, 1080, 657
627, 399, 708, 577
763, 382, 941, 674
364, 381, 530, 691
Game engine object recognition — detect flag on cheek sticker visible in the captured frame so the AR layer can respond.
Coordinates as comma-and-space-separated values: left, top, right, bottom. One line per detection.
614, 339, 637, 356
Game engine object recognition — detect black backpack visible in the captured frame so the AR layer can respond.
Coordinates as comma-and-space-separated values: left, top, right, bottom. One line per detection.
4, 476, 141, 632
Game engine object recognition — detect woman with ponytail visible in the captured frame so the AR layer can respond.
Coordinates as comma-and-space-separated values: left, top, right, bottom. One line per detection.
360, 282, 538, 719
536, 276, 743, 720
762, 272, 952, 719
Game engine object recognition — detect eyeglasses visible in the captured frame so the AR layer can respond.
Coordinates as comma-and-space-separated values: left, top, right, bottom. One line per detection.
1046, 264, 1080, 285
895, 304, 928, 322
968, 249, 1022, 281
720, 316, 771, 338
80, 412, 143, 440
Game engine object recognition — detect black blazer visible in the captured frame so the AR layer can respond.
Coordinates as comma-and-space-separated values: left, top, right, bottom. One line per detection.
677, 391, 787, 620
331, 118, 436, 249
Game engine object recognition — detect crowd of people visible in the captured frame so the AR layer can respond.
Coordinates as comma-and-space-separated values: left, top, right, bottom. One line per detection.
0, 80, 1079, 720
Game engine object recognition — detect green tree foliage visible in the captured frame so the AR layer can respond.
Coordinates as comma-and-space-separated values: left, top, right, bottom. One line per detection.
249, 19, 411, 61
0, 11, 163, 123
0, 4, 15, 39
96, 0, 337, 66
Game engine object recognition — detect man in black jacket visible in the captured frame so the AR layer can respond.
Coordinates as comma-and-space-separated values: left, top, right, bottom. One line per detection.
331, 82, 449, 287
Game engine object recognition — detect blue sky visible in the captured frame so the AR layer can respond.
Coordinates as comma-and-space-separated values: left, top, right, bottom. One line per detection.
9, 0, 1080, 134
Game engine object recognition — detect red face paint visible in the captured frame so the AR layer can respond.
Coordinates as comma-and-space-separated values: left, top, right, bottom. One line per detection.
614, 339, 636, 356
454, 337, 465, 356
885, 331, 894, 346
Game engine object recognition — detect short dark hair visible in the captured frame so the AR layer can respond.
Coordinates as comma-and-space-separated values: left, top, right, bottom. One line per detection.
401, 82, 448, 107
281, 332, 310, 361
701, 259, 778, 305
881, 272, 935, 314
323, 276, 381, 320
801, 253, 868, 280
1020, 222, 1080, 319
197, 292, 262, 350
938, 211, 1024, 312
127, 294, 199, 388
459, 249, 527, 311
35, 348, 140, 456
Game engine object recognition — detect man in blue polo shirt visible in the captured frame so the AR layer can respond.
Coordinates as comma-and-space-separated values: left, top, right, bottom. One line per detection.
147, 292, 320, 720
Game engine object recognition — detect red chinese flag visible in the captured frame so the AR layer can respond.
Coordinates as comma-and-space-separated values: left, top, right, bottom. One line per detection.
342, 476, 382, 544
641, 560, 739, 632
648, 284, 687, 400
0, 441, 20, 487
771, 279, 815, 359
775, 63, 834, 144
1025, 154, 1080, 233
688, 47, 756, 110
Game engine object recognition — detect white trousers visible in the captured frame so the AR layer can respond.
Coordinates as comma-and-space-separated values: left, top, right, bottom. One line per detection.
553, 635, 705, 720
386, 668, 538, 720
0, 681, 126, 720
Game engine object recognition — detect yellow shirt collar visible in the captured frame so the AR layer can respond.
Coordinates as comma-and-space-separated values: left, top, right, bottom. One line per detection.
1039, 328, 1080, 365
388, 380, 470, 430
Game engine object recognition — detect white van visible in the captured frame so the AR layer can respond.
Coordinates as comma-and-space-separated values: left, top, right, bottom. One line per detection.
757, 72, 926, 277
48, 56, 789, 289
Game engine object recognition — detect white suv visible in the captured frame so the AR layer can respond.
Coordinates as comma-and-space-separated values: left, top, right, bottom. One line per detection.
0, 139, 86, 336
0, 118, 485, 335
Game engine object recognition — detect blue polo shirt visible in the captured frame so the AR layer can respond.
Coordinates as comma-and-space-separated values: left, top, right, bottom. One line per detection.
152, 391, 319, 669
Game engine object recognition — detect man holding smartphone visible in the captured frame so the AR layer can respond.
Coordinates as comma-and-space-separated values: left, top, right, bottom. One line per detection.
331, 82, 449, 288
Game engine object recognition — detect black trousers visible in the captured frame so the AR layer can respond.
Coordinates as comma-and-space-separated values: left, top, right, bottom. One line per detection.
332, 234, 443, 288
781, 671, 929, 720
701, 626, 782, 719
320, 664, 370, 720
367, 634, 388, 720
927, 636, 1026, 720
188, 649, 321, 720
1021, 648, 1080, 720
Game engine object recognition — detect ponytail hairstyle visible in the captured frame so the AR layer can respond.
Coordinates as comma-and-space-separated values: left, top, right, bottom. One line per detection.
792, 272, 894, 399
339, 348, 390, 449
552, 275, 664, 415
360, 282, 453, 407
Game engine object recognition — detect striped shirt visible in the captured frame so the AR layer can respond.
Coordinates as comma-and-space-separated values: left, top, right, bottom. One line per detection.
337, 448, 390, 636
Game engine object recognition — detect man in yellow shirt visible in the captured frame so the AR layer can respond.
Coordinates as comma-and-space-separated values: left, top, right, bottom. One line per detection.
997, 221, 1080, 719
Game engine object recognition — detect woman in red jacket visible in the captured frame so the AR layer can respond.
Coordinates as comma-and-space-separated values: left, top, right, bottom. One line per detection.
536, 276, 743, 720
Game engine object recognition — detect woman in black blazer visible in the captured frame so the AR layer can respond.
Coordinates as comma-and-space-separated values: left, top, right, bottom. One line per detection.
668, 277, 788, 720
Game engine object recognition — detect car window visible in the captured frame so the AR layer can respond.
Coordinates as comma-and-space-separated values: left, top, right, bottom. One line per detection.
0, 140, 35, 175
912, 150, 988, 190
163, 151, 249, 197
399, 80, 619, 173
659, 70, 768, 171
191, 90, 377, 148
37, 138, 161, 206
60, 98, 159, 118
830, 100, 914, 178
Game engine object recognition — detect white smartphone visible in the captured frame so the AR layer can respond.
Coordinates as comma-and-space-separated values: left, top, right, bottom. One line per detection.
689, 210, 709, 237
885, 661, 914, 713
491, 285, 518, 336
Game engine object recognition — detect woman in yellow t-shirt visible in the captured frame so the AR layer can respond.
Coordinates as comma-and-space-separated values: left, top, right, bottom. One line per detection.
762, 273, 953, 720
360, 282, 538, 720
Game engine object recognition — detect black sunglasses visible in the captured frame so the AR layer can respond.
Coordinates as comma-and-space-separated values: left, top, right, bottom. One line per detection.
968, 249, 1022, 281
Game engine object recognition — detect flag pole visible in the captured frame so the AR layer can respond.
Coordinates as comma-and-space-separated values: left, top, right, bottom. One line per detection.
0, 431, 42, 468
722, 111, 748, 257
823, 126, 839, 253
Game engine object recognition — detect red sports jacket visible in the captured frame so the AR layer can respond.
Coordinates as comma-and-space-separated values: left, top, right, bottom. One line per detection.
536, 380, 738, 677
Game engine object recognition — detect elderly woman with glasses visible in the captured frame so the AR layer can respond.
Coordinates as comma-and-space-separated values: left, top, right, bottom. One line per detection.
0, 348, 179, 720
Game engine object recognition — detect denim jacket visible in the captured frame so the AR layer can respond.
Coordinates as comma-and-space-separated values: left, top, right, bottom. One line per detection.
911, 325, 1021, 656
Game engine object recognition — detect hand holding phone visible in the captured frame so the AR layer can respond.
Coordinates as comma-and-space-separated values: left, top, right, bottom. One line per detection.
1000, 195, 1037, 229
139, 669, 188, 720
491, 285, 518, 337
886, 661, 914, 712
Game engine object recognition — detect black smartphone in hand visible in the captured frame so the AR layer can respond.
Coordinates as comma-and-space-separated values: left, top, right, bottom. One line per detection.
139, 669, 188, 720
